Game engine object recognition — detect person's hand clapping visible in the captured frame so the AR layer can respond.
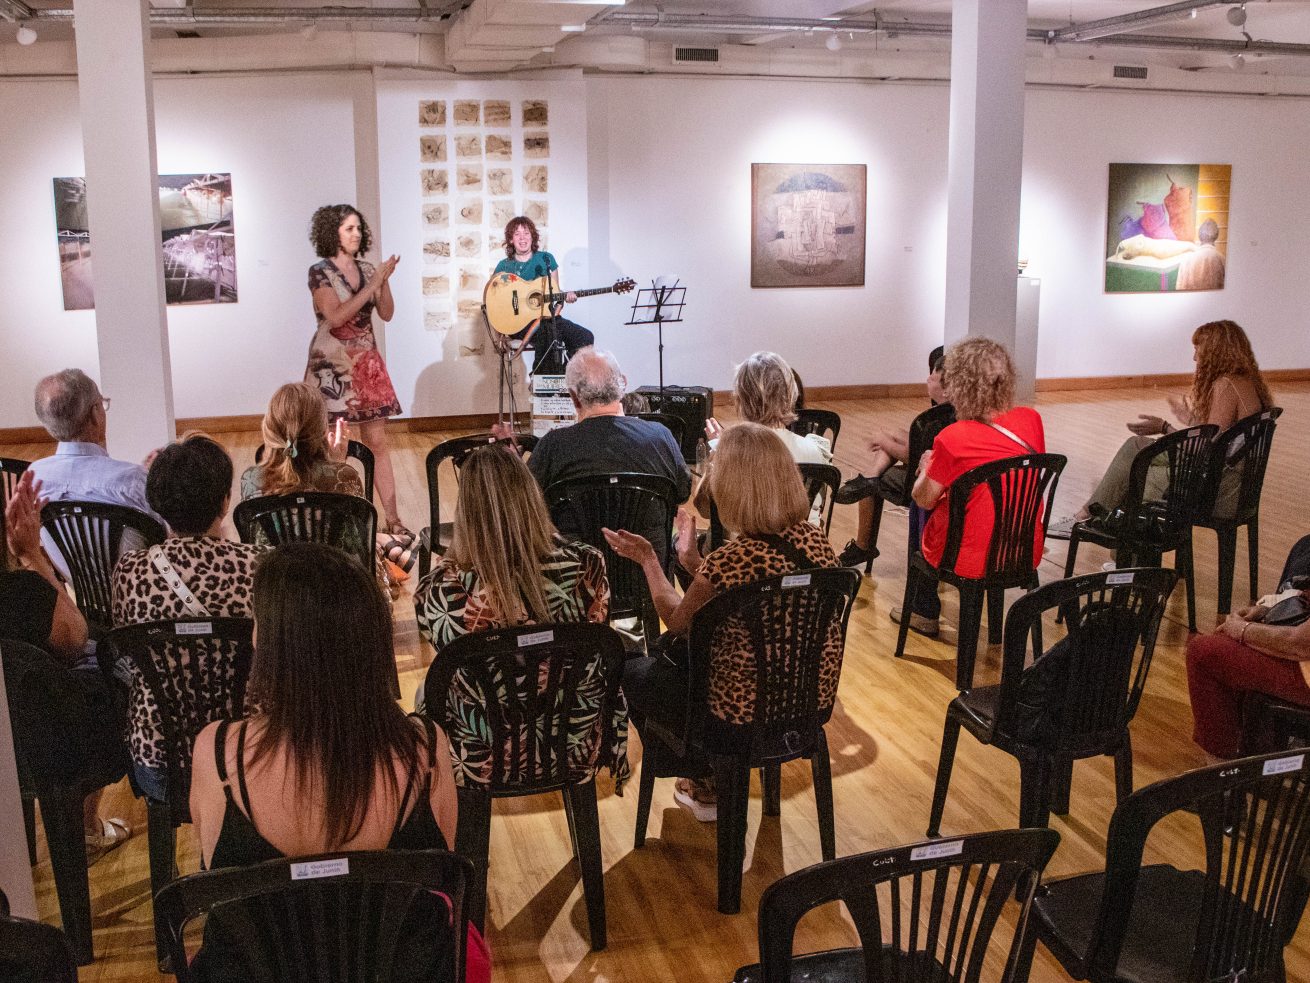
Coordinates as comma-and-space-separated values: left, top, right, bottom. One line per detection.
375, 254, 399, 287
704, 418, 724, 442
917, 449, 934, 475
602, 527, 656, 566
5, 471, 47, 565
325, 418, 349, 462
1166, 392, 1190, 423
1127, 415, 1167, 436
673, 507, 702, 573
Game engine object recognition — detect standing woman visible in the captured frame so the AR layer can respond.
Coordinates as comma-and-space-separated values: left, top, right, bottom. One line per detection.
305, 204, 409, 538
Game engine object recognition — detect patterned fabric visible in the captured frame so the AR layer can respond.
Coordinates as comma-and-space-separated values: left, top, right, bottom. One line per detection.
698, 521, 842, 725
111, 536, 263, 769
304, 259, 402, 423
414, 541, 630, 790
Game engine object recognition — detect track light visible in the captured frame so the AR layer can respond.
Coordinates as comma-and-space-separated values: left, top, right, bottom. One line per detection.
15, 23, 37, 45
1227, 4, 1247, 27
825, 33, 842, 52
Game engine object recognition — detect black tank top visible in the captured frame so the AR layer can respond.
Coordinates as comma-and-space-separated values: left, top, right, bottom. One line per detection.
208, 716, 446, 870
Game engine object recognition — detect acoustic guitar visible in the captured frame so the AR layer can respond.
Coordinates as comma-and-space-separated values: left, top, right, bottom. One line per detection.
483, 272, 636, 336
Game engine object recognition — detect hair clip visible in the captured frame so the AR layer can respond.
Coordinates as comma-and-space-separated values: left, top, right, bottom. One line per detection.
285, 436, 298, 459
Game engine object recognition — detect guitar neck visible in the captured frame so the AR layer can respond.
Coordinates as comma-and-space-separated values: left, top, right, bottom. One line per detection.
546, 283, 617, 302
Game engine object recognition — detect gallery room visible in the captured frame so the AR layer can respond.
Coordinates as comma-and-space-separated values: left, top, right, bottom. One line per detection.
1, 0, 1310, 980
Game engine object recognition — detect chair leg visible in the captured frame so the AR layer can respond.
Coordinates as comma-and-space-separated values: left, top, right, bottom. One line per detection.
22, 796, 37, 865
1017, 757, 1053, 830
865, 496, 885, 573
810, 731, 835, 862
955, 586, 985, 691
1178, 539, 1198, 633
563, 786, 580, 859
564, 782, 607, 951
454, 789, 493, 933
41, 790, 93, 965
1247, 518, 1260, 605
986, 586, 1005, 646
893, 563, 920, 660
1057, 532, 1081, 628
927, 716, 962, 838
1113, 733, 1134, 804
762, 762, 781, 817
634, 742, 659, 849
1215, 527, 1238, 618
146, 799, 178, 969
712, 756, 751, 915
1049, 758, 1073, 816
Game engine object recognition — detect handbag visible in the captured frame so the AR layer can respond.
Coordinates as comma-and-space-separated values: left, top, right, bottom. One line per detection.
1262, 592, 1310, 628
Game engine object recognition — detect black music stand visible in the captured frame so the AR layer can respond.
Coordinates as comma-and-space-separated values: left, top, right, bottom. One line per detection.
627, 279, 686, 395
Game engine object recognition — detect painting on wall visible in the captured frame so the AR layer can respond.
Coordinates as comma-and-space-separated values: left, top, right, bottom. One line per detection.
750, 163, 866, 288
1104, 163, 1231, 293
53, 173, 238, 310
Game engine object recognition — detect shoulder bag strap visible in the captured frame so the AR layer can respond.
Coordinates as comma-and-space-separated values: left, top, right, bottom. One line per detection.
148, 544, 213, 618
756, 532, 819, 571
987, 422, 1037, 454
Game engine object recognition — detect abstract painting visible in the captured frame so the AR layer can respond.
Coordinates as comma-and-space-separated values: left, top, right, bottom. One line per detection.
1105, 163, 1231, 293
751, 163, 866, 288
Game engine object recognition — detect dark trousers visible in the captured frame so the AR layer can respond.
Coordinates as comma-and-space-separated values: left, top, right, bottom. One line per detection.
908, 504, 942, 619
524, 316, 594, 373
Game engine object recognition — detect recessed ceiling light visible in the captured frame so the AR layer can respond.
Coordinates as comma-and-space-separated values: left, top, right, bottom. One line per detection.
16, 24, 37, 45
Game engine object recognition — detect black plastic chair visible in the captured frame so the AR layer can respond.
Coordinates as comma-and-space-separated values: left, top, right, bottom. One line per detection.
0, 457, 30, 562
422, 621, 626, 949
798, 462, 842, 538
1062, 424, 1217, 633
1192, 407, 1281, 618
633, 411, 686, 450
106, 617, 255, 965
546, 472, 679, 649
2, 638, 129, 965
733, 827, 1060, 983
926, 568, 1177, 837
155, 849, 473, 983
233, 491, 376, 572
0, 886, 79, 983
418, 432, 538, 578
789, 408, 842, 452
1027, 749, 1310, 983
634, 568, 862, 914
40, 501, 166, 638
894, 454, 1066, 691
253, 438, 375, 501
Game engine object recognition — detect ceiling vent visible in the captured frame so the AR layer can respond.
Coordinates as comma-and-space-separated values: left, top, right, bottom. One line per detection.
1112, 65, 1149, 80
674, 46, 720, 64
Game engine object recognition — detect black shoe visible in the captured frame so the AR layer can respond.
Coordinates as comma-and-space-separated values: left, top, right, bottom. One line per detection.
839, 539, 879, 568
835, 474, 881, 505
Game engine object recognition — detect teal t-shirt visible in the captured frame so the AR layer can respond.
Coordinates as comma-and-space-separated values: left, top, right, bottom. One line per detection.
493, 250, 558, 283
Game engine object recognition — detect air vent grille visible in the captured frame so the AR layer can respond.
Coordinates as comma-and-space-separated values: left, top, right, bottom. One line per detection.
1113, 65, 1149, 80
674, 46, 720, 63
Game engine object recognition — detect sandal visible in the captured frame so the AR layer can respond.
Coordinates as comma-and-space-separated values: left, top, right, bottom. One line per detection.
384, 539, 416, 573
674, 777, 718, 822
385, 522, 416, 547
85, 817, 132, 866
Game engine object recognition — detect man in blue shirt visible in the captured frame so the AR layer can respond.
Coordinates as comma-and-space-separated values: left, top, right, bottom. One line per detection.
494, 215, 594, 371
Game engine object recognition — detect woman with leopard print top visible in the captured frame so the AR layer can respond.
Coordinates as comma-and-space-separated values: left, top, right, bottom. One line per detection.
111, 435, 263, 801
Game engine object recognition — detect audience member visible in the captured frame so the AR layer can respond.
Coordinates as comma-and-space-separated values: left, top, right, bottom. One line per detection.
529, 347, 691, 554
111, 435, 264, 801
1186, 534, 1310, 759
899, 337, 1045, 638
703, 352, 831, 464
605, 423, 840, 820
619, 390, 651, 416
1050, 319, 1272, 537
189, 543, 486, 981
414, 445, 626, 788
833, 346, 948, 567
2, 471, 132, 861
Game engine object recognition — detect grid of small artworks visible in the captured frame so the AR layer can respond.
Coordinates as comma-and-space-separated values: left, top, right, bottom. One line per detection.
417, 97, 550, 350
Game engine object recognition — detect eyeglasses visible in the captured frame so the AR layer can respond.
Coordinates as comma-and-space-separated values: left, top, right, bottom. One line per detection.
100, 396, 112, 411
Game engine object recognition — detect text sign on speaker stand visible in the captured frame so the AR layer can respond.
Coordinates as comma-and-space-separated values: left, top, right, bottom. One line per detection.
532, 374, 573, 437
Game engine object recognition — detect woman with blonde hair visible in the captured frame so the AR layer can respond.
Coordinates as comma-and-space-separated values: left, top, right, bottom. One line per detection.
1049, 319, 1273, 537
704, 351, 831, 464
606, 422, 841, 820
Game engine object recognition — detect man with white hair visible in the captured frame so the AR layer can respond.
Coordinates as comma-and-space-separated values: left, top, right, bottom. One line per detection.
529, 347, 691, 547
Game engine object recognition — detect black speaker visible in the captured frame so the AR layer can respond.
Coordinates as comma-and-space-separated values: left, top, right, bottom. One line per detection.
634, 385, 714, 464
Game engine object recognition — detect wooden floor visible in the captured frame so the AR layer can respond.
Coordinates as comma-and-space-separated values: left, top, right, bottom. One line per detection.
10, 382, 1310, 981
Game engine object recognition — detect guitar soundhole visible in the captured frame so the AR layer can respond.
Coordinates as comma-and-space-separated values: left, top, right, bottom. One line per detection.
528, 292, 546, 310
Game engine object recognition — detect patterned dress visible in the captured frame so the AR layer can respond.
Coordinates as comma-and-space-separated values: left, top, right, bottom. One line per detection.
304, 258, 402, 423
413, 541, 631, 790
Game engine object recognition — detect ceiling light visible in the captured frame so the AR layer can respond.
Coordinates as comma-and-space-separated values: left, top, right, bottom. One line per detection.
560, 24, 587, 32
825, 33, 842, 52
15, 24, 37, 45
1226, 4, 1247, 27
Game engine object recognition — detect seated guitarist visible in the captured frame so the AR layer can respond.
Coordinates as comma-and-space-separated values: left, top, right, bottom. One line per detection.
494, 215, 594, 371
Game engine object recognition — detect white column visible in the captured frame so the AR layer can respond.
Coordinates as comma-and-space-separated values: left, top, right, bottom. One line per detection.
942, 0, 1028, 348
0, 645, 37, 919
75, 0, 175, 462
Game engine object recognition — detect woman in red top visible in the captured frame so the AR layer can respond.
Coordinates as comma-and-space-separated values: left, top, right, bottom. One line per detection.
897, 337, 1045, 637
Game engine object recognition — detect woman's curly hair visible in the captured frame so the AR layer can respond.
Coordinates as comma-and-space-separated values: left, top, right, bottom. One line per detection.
1189, 320, 1272, 424
941, 337, 1017, 422
503, 215, 539, 259
309, 204, 371, 259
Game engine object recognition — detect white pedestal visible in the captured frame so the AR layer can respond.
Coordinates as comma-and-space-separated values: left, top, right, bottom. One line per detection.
1014, 275, 1041, 406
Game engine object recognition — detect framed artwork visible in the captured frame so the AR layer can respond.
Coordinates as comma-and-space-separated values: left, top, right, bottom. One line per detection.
751, 163, 866, 288
1104, 162, 1231, 293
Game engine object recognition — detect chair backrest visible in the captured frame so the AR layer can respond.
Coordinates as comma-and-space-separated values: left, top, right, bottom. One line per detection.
40, 501, 166, 634
252, 440, 375, 502
423, 432, 538, 554
797, 462, 841, 536
422, 622, 626, 793
633, 411, 686, 449
687, 568, 861, 758
1124, 423, 1218, 533
545, 472, 679, 620
935, 454, 1066, 583
753, 827, 1060, 983
232, 492, 376, 571
1081, 750, 1310, 982
992, 568, 1178, 750
106, 618, 255, 811
0, 900, 79, 983
1206, 407, 1281, 524
789, 408, 841, 451
907, 403, 957, 476
156, 849, 472, 983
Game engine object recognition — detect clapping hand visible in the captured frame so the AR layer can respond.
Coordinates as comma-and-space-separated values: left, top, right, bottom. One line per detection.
602, 526, 656, 566
704, 418, 724, 442
1127, 415, 1167, 436
375, 254, 400, 286
1166, 392, 1190, 424
325, 418, 349, 461
917, 449, 934, 476
673, 507, 702, 573
5, 471, 47, 564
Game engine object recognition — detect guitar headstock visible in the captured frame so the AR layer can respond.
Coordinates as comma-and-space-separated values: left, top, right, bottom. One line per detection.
613, 277, 637, 295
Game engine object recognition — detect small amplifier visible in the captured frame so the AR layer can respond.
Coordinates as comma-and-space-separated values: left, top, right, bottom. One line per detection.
635, 385, 714, 464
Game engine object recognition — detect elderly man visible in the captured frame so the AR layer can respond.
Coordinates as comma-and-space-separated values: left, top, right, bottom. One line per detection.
529, 347, 691, 549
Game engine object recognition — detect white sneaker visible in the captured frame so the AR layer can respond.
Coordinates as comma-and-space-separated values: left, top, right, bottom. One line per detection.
673, 779, 717, 822
1101, 561, 1118, 572
1047, 515, 1078, 540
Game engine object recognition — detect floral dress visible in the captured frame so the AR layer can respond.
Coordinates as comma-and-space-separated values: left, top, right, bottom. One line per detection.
414, 541, 631, 791
304, 259, 402, 423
